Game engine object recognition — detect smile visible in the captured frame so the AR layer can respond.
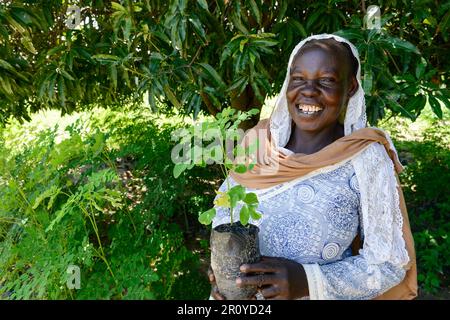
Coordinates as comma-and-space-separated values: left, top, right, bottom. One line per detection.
295, 104, 323, 115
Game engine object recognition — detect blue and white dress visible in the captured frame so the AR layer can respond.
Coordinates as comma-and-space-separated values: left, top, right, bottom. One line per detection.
212, 146, 407, 300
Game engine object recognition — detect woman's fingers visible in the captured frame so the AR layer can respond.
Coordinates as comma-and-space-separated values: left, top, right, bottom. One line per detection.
260, 285, 281, 299
211, 285, 226, 300
236, 273, 276, 288
207, 265, 215, 283
240, 256, 279, 273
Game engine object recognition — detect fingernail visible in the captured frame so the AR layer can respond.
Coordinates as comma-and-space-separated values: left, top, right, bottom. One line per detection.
240, 265, 248, 272
236, 277, 242, 285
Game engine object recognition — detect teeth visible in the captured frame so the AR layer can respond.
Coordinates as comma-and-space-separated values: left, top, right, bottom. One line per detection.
296, 104, 323, 113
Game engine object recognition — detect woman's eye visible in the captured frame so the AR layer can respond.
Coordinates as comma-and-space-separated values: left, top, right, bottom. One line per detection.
320, 78, 335, 84
292, 77, 304, 82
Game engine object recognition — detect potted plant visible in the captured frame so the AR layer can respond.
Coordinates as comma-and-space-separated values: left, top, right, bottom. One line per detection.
172, 107, 262, 299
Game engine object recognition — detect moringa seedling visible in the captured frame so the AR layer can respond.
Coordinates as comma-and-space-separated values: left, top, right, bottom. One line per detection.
172, 107, 261, 227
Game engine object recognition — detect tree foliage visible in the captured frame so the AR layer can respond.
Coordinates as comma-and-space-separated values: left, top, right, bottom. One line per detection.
0, 0, 448, 125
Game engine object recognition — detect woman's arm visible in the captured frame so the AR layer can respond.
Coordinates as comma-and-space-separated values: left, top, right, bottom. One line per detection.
301, 254, 406, 300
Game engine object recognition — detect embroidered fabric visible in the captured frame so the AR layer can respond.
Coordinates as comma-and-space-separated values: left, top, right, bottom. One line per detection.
212, 161, 406, 299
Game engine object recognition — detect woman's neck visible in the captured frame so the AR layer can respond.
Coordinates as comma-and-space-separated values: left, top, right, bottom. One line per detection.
285, 122, 344, 155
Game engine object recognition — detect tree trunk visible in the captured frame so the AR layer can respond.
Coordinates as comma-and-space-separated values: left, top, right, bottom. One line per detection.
230, 84, 265, 131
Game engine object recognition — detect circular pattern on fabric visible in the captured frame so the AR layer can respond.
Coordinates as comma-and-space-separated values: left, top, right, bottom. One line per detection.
354, 258, 368, 271
261, 215, 315, 259
322, 242, 340, 260
297, 184, 316, 203
349, 174, 360, 192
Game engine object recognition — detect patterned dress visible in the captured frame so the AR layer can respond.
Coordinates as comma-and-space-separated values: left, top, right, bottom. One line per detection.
212, 148, 406, 300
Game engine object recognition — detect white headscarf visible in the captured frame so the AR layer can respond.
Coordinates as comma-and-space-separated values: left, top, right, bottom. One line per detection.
269, 34, 367, 148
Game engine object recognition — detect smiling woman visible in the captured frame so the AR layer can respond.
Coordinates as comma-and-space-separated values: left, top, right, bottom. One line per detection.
208, 34, 418, 300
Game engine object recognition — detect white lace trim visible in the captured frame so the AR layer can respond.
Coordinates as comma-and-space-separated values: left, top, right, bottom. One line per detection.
351, 143, 410, 268
302, 263, 325, 300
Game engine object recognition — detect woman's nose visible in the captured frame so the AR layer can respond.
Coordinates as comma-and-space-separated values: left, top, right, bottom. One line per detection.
300, 80, 319, 97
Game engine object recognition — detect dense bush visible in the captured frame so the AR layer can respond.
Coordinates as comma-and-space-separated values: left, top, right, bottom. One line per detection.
0, 108, 216, 299
380, 106, 449, 296
395, 122, 450, 295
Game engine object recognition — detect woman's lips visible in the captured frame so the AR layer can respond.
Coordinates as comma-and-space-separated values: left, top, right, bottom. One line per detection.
295, 103, 324, 116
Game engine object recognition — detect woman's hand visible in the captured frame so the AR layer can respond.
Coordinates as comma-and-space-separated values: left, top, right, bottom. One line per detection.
207, 265, 226, 300
236, 256, 309, 300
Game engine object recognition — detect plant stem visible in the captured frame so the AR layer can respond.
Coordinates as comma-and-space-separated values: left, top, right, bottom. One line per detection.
80, 204, 116, 281
220, 136, 234, 225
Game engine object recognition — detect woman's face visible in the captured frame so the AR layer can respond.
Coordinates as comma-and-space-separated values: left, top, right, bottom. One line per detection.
286, 44, 357, 134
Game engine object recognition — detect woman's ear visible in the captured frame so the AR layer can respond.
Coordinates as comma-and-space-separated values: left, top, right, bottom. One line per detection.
348, 76, 358, 98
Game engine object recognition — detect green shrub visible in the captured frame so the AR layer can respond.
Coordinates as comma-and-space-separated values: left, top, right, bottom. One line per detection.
0, 108, 215, 299
395, 121, 450, 295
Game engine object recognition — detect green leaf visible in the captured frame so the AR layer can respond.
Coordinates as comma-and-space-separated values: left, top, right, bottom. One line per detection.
58, 76, 65, 107
428, 95, 443, 119
306, 7, 325, 30
228, 185, 246, 208
0, 75, 13, 95
363, 70, 373, 93
198, 63, 226, 89
0, 59, 16, 72
230, 11, 249, 34
385, 96, 415, 120
60, 69, 75, 81
408, 95, 427, 114
198, 208, 216, 225
244, 192, 258, 205
415, 58, 427, 79
248, 0, 261, 25
32, 185, 61, 210
111, 2, 127, 12
248, 206, 262, 220
179, 18, 187, 42
379, 37, 420, 55
91, 54, 121, 62
234, 164, 247, 173
277, 0, 288, 21
173, 163, 188, 178
189, 17, 206, 42
290, 19, 307, 37
163, 84, 182, 109
21, 36, 37, 54
197, 0, 209, 11
239, 205, 250, 225
124, 17, 132, 41
251, 39, 278, 47
110, 64, 117, 89
240, 38, 248, 52
227, 76, 248, 93
333, 29, 365, 41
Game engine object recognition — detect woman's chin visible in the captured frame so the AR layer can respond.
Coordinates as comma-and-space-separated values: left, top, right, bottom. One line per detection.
291, 109, 325, 131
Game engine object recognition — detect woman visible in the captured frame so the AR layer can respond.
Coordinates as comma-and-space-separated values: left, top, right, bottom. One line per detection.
208, 34, 417, 300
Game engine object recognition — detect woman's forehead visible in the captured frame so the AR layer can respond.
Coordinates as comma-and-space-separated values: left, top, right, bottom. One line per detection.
290, 42, 352, 75
291, 47, 342, 73
290, 38, 359, 77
